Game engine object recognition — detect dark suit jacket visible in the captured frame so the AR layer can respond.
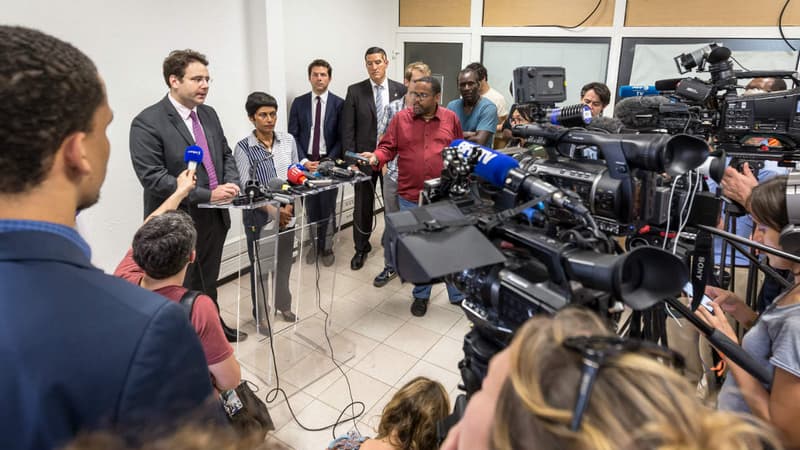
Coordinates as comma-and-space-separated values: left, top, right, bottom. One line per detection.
0, 231, 217, 450
341, 78, 406, 153
288, 91, 344, 161
129, 96, 240, 223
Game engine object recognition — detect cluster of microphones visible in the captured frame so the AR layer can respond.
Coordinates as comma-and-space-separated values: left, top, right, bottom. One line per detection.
182, 145, 361, 206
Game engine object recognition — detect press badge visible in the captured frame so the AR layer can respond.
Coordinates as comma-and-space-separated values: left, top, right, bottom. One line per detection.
221, 388, 244, 417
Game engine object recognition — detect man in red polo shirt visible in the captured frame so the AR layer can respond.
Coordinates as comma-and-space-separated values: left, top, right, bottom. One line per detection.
360, 76, 465, 317
115, 169, 241, 391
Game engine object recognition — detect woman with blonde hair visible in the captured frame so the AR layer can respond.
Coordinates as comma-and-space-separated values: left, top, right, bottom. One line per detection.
328, 376, 449, 450
443, 308, 780, 450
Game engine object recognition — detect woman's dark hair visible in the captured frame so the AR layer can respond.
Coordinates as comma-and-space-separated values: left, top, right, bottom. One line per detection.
750, 175, 789, 231
245, 92, 278, 117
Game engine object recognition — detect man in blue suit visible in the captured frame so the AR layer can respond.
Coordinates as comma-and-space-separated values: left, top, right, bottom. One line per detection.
288, 59, 344, 266
0, 26, 218, 450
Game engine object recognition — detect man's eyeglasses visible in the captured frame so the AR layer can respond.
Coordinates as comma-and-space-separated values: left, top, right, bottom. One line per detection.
562, 335, 685, 431
187, 76, 212, 85
408, 91, 432, 99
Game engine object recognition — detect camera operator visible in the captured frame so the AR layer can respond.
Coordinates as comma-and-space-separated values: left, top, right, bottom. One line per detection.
359, 76, 465, 317
441, 308, 778, 450
716, 158, 791, 307
699, 175, 800, 448
580, 82, 610, 117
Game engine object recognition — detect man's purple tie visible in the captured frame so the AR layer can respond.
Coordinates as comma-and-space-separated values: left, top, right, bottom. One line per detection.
189, 110, 218, 190
311, 96, 322, 161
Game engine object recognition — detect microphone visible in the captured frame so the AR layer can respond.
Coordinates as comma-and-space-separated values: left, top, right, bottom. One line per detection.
287, 165, 313, 188
262, 177, 293, 204
586, 116, 624, 134
450, 139, 588, 215
318, 160, 355, 179
452, 139, 519, 187
184, 145, 203, 171
707, 46, 732, 64
618, 85, 662, 98
654, 78, 684, 92
613, 96, 673, 130
267, 177, 292, 193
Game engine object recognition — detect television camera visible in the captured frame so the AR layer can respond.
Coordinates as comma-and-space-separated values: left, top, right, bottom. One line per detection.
620, 43, 800, 171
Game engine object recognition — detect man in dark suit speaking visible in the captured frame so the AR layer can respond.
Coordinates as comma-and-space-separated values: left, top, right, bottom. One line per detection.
341, 47, 406, 270
130, 50, 245, 342
0, 26, 216, 449
289, 59, 344, 266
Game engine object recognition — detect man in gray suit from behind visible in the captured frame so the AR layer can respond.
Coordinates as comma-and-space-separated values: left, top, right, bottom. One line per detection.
130, 49, 246, 342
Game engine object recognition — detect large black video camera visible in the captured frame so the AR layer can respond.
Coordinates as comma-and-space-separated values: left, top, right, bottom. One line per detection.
385, 139, 689, 396
623, 43, 800, 166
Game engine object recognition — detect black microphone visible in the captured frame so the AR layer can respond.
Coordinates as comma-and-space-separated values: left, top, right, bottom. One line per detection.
586, 116, 624, 134
707, 46, 732, 64
318, 160, 354, 179
260, 177, 293, 204
613, 95, 673, 130
654, 78, 684, 92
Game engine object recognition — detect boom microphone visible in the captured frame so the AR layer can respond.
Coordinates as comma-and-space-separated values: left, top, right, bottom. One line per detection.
614, 96, 673, 129
184, 145, 203, 171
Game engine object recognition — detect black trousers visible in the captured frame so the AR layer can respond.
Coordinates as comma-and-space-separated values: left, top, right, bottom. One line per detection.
244, 214, 294, 318
304, 187, 338, 253
184, 207, 228, 304
352, 171, 382, 253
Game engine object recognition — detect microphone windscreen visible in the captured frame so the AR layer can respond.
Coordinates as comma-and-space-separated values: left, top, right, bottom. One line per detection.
654, 78, 684, 91
287, 166, 307, 185
451, 139, 519, 187
586, 116, 624, 134
707, 46, 731, 64
318, 160, 335, 172
184, 145, 203, 163
267, 177, 287, 192
613, 96, 672, 129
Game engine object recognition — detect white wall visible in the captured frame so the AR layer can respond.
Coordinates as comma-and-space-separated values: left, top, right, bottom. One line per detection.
5, 0, 401, 273
282, 0, 401, 107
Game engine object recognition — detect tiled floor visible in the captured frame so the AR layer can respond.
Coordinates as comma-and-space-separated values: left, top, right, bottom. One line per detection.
216, 213, 471, 449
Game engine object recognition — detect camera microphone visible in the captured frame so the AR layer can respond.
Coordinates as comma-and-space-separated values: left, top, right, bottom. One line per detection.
451, 139, 588, 215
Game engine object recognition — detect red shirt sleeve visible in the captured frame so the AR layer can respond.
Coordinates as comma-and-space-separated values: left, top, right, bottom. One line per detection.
113, 248, 144, 286
191, 295, 234, 365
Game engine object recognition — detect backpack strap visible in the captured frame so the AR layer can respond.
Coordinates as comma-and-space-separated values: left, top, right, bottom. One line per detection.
178, 289, 203, 320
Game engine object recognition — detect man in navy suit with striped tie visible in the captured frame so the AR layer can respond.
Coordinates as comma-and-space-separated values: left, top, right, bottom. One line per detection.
288, 59, 344, 266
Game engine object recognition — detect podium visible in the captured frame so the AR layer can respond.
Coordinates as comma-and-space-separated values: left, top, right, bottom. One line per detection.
199, 174, 369, 388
